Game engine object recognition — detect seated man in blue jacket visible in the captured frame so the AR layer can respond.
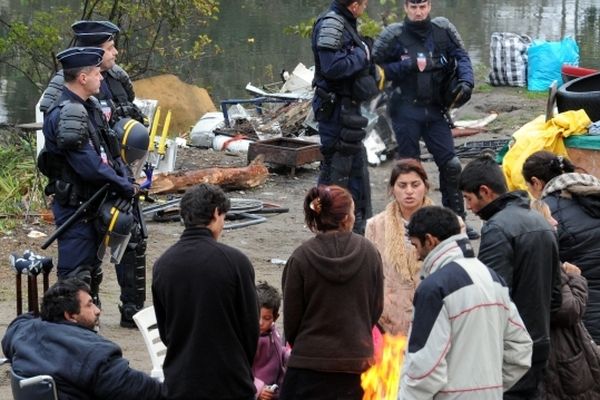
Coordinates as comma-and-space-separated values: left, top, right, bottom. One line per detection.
1, 278, 163, 400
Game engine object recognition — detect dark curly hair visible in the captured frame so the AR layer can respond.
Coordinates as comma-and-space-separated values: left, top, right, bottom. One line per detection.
180, 184, 231, 228
41, 278, 91, 322
256, 281, 281, 316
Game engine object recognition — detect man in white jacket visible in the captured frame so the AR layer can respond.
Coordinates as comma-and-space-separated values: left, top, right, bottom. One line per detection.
399, 206, 532, 399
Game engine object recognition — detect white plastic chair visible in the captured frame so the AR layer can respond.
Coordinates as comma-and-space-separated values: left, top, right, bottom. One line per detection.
132, 306, 166, 382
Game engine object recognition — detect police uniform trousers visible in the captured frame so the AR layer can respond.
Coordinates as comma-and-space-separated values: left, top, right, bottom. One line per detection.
389, 99, 455, 167
52, 202, 101, 277
316, 102, 371, 233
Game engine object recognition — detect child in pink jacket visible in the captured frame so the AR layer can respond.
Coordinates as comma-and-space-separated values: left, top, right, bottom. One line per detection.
253, 282, 290, 400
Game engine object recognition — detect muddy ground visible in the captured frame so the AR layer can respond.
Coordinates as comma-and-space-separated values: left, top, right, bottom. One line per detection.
0, 86, 545, 395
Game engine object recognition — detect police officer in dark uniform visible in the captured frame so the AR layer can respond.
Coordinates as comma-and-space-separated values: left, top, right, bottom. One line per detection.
39, 47, 136, 310
40, 21, 146, 126
312, 0, 379, 235
39, 22, 149, 328
374, 0, 479, 239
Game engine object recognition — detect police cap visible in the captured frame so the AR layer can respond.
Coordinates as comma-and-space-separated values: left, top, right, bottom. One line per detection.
406, 0, 429, 3
57, 47, 104, 69
72, 20, 120, 46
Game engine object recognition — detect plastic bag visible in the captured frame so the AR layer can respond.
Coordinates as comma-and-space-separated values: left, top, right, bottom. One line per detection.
488, 32, 532, 87
527, 37, 579, 91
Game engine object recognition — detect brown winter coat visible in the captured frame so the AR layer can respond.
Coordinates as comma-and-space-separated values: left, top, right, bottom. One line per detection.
365, 199, 432, 335
542, 270, 600, 400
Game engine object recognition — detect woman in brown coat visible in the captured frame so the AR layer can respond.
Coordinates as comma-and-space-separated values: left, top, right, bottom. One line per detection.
280, 185, 384, 400
365, 159, 432, 335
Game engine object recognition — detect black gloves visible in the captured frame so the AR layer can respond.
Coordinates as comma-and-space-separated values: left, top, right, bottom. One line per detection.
451, 80, 473, 108
115, 104, 148, 126
113, 197, 133, 213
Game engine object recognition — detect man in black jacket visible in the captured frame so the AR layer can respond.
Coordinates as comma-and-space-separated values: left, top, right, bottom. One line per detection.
2, 278, 162, 400
459, 155, 562, 400
152, 184, 259, 400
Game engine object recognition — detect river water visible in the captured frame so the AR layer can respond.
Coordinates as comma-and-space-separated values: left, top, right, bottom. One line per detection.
1, 0, 598, 124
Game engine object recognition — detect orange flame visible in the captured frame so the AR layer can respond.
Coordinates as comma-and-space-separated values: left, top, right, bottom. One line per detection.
361, 333, 408, 400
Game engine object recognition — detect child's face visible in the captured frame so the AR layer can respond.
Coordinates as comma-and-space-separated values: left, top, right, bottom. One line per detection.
259, 307, 277, 334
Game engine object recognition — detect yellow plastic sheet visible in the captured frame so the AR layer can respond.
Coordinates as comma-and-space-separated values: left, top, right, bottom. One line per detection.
502, 110, 591, 190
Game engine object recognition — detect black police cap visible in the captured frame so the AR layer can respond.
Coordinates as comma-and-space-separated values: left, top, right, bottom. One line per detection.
71, 20, 120, 46
57, 47, 104, 70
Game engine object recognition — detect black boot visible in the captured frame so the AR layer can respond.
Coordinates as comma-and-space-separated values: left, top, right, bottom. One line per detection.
439, 157, 479, 239
119, 303, 142, 329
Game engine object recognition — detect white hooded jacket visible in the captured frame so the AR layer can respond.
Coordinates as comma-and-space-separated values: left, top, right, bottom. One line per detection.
399, 234, 533, 399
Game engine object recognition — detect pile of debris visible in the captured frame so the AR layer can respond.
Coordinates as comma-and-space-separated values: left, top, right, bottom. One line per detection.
188, 63, 397, 167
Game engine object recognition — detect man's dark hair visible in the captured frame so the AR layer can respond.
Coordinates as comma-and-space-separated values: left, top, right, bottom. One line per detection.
63, 66, 94, 82
256, 281, 281, 316
458, 155, 508, 196
180, 183, 231, 228
41, 278, 91, 322
408, 206, 460, 244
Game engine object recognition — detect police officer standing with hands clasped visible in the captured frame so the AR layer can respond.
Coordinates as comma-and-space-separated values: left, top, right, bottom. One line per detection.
311, 0, 380, 235
38, 46, 138, 323
373, 0, 479, 239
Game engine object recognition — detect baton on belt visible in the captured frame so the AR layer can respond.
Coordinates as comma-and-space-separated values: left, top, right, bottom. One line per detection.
41, 184, 110, 250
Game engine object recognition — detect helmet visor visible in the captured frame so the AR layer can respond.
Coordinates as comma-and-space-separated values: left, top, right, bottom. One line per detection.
98, 229, 131, 264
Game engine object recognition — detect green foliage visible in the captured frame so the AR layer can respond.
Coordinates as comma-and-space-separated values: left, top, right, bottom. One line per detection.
0, 0, 220, 91
0, 129, 44, 232
359, 13, 383, 38
0, 9, 71, 89
284, 1, 402, 39
284, 14, 383, 39
284, 18, 316, 38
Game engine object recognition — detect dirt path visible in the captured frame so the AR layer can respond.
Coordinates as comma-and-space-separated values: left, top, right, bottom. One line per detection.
0, 87, 545, 395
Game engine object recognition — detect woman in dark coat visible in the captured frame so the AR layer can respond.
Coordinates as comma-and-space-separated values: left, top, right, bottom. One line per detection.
524, 151, 600, 344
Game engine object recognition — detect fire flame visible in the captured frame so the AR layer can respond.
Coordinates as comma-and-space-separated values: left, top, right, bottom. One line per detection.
361, 333, 408, 400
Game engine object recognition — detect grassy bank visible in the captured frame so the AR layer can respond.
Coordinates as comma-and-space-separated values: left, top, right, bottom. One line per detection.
0, 127, 46, 233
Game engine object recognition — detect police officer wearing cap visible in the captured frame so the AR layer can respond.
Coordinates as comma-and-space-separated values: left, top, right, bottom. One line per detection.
40, 22, 149, 328
40, 21, 146, 126
38, 47, 136, 310
373, 0, 479, 239
44, 21, 149, 327
311, 0, 380, 235
72, 20, 148, 126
